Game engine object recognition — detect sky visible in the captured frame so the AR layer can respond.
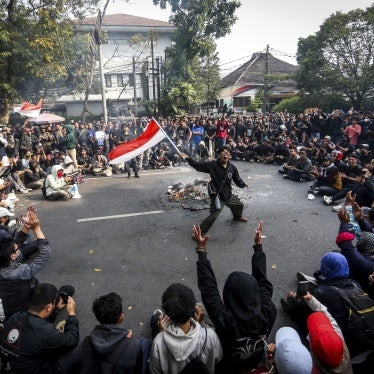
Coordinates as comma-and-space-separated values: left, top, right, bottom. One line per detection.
103, 0, 372, 75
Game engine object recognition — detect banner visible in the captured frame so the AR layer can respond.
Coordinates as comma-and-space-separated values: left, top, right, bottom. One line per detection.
14, 99, 43, 118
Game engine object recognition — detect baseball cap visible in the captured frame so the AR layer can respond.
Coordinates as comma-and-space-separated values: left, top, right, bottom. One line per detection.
0, 207, 15, 218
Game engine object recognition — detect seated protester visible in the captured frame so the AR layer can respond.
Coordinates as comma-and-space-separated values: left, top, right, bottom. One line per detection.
273, 139, 290, 165
195, 141, 210, 161
44, 165, 74, 201
76, 147, 93, 174
231, 138, 249, 161
331, 149, 347, 172
338, 204, 374, 298
309, 155, 342, 196
78, 292, 150, 374
306, 304, 352, 373
324, 153, 363, 206
0, 207, 51, 319
149, 283, 223, 374
273, 327, 313, 374
0, 283, 79, 374
278, 147, 298, 175
357, 144, 372, 168
192, 222, 277, 373
284, 148, 313, 182
23, 160, 47, 190
60, 155, 79, 176
284, 252, 374, 358
351, 167, 374, 208
91, 151, 112, 176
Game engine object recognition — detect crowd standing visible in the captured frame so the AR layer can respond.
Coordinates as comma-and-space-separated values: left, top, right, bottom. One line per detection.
0, 107, 373, 372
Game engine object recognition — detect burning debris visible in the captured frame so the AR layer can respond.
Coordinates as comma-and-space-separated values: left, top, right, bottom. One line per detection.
164, 180, 210, 210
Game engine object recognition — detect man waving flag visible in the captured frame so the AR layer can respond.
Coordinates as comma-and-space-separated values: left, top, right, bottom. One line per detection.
108, 118, 167, 165
13, 99, 43, 118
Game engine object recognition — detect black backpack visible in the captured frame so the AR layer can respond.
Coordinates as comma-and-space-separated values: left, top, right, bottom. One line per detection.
332, 282, 374, 347
179, 328, 209, 374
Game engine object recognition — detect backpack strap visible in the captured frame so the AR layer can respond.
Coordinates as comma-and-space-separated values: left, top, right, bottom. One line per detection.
187, 327, 208, 362
330, 284, 366, 314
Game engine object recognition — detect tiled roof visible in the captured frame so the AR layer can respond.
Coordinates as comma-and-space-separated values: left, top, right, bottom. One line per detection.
221, 52, 297, 87
80, 13, 174, 28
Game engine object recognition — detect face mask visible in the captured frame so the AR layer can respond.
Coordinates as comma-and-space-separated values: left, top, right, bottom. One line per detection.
57, 170, 64, 178
364, 119, 370, 122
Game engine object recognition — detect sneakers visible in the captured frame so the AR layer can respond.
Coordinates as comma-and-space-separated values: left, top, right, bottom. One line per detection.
332, 203, 345, 212
323, 195, 333, 205
307, 193, 315, 200
72, 192, 82, 199
296, 271, 318, 286
282, 174, 289, 179
299, 178, 307, 182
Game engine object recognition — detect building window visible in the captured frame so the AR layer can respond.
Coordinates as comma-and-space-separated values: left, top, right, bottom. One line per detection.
105, 75, 112, 88
128, 74, 134, 87
117, 74, 124, 87
233, 96, 250, 108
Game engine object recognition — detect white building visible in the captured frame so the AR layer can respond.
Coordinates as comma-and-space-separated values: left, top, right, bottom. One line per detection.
57, 14, 176, 118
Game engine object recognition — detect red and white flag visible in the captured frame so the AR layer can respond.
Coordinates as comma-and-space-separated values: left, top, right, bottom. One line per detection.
14, 99, 43, 118
109, 118, 166, 165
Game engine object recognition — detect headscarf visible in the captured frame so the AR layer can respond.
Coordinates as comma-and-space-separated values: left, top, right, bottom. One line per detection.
275, 327, 312, 374
320, 252, 349, 280
307, 312, 344, 368
356, 232, 374, 260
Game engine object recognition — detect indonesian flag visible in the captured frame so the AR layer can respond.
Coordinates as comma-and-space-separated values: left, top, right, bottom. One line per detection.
14, 99, 43, 117
109, 118, 166, 165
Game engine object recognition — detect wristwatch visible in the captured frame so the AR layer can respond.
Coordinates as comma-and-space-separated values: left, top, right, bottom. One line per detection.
196, 248, 206, 253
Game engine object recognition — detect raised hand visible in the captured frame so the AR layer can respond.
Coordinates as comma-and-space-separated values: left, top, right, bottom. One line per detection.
192, 225, 209, 249
255, 220, 263, 244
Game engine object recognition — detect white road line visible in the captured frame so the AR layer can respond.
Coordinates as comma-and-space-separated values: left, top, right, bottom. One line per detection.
77, 210, 165, 223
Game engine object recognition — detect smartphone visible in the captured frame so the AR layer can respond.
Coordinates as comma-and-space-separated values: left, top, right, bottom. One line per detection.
296, 281, 309, 299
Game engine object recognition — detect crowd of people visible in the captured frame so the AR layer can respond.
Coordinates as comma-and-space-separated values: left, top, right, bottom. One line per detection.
0, 107, 373, 373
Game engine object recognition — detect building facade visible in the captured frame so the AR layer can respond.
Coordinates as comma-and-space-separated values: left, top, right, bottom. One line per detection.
219, 52, 298, 113
57, 13, 176, 118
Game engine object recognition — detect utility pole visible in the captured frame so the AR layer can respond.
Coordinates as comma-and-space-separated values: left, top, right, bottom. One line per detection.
150, 32, 156, 115
156, 57, 160, 114
262, 44, 269, 115
132, 57, 137, 116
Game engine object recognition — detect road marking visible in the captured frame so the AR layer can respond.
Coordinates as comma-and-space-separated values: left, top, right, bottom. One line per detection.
77, 210, 165, 223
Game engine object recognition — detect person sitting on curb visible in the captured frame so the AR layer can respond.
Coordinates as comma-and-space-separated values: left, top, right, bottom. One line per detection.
192, 221, 277, 373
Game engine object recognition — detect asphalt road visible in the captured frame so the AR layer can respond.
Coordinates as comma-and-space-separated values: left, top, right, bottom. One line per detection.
19, 161, 339, 340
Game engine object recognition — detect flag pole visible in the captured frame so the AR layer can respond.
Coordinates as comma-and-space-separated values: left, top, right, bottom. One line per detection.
152, 117, 181, 155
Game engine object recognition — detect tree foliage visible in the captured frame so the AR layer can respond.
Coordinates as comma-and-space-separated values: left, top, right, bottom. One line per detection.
153, 0, 240, 114
0, 0, 99, 122
296, 5, 374, 110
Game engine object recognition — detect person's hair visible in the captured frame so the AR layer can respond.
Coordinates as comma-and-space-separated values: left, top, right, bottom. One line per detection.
161, 283, 196, 324
28, 283, 58, 312
0, 236, 16, 267
92, 292, 123, 324
217, 145, 232, 154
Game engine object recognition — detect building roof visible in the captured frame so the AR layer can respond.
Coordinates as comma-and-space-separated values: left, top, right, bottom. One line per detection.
80, 13, 174, 28
221, 52, 297, 88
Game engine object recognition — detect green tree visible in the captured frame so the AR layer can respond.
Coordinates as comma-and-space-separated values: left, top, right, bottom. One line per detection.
154, 0, 240, 114
0, 0, 99, 123
296, 5, 374, 110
